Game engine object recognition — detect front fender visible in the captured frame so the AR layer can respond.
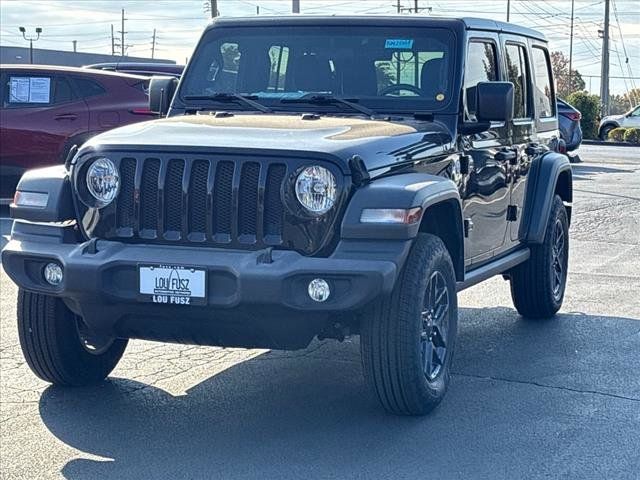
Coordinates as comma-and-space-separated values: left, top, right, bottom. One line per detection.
340, 173, 461, 240
520, 151, 572, 243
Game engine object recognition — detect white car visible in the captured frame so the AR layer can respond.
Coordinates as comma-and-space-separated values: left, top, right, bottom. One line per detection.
599, 105, 640, 139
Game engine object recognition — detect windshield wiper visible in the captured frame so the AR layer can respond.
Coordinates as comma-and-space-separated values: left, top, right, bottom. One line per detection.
280, 94, 376, 118
183, 93, 272, 113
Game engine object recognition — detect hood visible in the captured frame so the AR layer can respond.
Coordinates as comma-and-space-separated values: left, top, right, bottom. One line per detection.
84, 113, 454, 173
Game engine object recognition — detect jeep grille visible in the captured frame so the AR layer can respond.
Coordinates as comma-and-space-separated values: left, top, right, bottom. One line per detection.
108, 155, 288, 248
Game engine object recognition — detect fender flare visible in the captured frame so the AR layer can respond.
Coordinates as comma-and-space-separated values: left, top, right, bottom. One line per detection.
520, 151, 572, 244
10, 165, 75, 223
340, 173, 464, 278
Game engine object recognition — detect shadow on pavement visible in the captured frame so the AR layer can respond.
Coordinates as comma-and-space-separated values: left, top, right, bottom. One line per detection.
37, 307, 640, 480
571, 164, 634, 181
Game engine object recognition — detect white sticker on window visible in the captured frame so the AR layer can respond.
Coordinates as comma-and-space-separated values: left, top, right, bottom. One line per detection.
385, 39, 414, 49
9, 76, 51, 103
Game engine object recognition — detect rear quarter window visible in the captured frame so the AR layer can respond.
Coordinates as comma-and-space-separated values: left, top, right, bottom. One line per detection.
531, 47, 555, 118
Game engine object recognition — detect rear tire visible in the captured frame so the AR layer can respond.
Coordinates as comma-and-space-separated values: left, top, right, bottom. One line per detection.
510, 195, 569, 319
361, 233, 458, 416
17, 289, 127, 386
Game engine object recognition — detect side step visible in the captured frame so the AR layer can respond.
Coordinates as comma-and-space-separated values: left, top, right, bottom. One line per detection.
457, 248, 530, 292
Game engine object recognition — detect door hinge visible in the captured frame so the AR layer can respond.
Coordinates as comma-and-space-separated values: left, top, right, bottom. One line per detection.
507, 205, 518, 222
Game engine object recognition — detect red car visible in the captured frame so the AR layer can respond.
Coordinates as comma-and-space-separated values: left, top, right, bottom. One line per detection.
0, 65, 154, 199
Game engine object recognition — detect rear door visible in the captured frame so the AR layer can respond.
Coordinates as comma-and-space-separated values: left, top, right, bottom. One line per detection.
1, 71, 89, 170
506, 41, 557, 242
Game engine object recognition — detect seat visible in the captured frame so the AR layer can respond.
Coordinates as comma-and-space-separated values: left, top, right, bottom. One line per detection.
420, 57, 447, 99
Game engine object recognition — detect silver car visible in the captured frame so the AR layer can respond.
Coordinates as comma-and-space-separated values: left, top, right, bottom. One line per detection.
599, 105, 640, 139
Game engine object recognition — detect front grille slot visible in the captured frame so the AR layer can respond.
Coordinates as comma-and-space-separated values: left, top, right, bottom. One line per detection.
114, 156, 288, 249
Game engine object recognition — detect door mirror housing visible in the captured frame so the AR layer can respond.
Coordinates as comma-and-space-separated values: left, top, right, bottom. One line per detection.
149, 76, 179, 116
476, 82, 514, 123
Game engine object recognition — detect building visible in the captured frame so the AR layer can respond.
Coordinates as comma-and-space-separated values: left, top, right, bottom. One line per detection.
0, 46, 175, 67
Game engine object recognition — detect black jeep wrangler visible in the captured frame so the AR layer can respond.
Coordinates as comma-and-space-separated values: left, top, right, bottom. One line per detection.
3, 16, 572, 415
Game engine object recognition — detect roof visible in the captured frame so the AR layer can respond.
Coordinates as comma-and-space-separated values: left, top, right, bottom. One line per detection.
0, 64, 149, 80
206, 15, 547, 42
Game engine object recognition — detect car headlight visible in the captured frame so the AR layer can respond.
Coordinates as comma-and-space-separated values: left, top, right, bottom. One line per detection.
295, 166, 336, 215
86, 157, 119, 208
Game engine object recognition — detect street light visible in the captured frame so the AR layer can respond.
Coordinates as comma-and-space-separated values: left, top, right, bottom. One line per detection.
19, 26, 42, 64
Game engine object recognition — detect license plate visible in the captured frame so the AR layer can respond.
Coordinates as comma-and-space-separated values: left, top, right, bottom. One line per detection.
138, 264, 207, 306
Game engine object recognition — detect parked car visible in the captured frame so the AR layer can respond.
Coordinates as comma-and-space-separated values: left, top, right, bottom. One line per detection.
0, 65, 154, 199
85, 62, 184, 78
557, 97, 582, 151
599, 105, 640, 139
3, 16, 572, 416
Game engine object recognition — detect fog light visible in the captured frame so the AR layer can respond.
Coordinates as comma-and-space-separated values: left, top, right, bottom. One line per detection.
44, 263, 63, 286
308, 278, 330, 302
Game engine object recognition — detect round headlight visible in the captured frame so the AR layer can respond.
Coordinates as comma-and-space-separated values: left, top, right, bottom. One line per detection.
295, 166, 336, 215
86, 157, 119, 208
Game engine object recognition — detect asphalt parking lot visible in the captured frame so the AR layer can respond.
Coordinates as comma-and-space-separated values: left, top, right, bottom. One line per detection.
1, 144, 639, 480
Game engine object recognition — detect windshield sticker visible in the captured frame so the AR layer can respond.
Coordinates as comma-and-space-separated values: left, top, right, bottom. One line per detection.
436, 93, 445, 101
385, 39, 414, 49
9, 76, 50, 103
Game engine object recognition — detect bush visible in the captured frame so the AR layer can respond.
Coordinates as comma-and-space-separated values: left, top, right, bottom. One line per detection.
608, 127, 627, 142
566, 91, 600, 139
623, 127, 640, 144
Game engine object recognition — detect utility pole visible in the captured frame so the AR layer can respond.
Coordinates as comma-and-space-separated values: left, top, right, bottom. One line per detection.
506, 0, 511, 22
111, 24, 115, 56
151, 29, 156, 59
256, 6, 260, 15
119, 8, 127, 57
19, 26, 42, 64
395, 0, 402, 14
210, 0, 218, 17
292, 0, 300, 13
414, 0, 419, 13
600, 0, 610, 115
72, 40, 77, 53
568, 0, 575, 92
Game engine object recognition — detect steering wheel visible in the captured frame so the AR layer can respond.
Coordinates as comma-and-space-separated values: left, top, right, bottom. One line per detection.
379, 84, 423, 96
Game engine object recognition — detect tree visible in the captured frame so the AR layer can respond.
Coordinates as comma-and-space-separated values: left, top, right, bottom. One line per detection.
609, 88, 640, 115
567, 91, 600, 139
551, 51, 585, 98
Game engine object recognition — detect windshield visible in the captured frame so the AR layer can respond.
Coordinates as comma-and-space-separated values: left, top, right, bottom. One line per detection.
181, 25, 456, 113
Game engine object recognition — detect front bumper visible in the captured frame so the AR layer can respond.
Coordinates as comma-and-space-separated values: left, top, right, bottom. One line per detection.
2, 222, 409, 348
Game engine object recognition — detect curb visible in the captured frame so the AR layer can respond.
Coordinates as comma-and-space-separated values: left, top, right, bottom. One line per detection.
582, 140, 639, 148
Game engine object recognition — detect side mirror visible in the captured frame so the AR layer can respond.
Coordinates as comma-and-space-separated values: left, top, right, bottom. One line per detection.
149, 76, 179, 116
476, 81, 514, 123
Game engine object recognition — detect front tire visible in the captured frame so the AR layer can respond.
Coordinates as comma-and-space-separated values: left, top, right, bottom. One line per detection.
510, 195, 569, 318
17, 290, 127, 386
361, 233, 458, 416
599, 124, 615, 140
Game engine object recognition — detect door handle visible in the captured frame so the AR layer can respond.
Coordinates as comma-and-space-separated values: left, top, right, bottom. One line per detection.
55, 113, 77, 120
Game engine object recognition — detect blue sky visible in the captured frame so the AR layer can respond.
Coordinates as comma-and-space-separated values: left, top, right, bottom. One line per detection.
1, 0, 638, 96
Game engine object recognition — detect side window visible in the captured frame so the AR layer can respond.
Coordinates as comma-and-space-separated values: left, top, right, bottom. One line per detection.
630, 106, 640, 117
464, 40, 498, 120
505, 44, 531, 119
7, 75, 52, 106
53, 76, 74, 104
531, 47, 555, 118
74, 77, 107, 98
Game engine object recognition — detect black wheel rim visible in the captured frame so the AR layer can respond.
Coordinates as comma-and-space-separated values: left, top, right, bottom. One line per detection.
420, 271, 450, 381
76, 316, 115, 355
551, 218, 566, 300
